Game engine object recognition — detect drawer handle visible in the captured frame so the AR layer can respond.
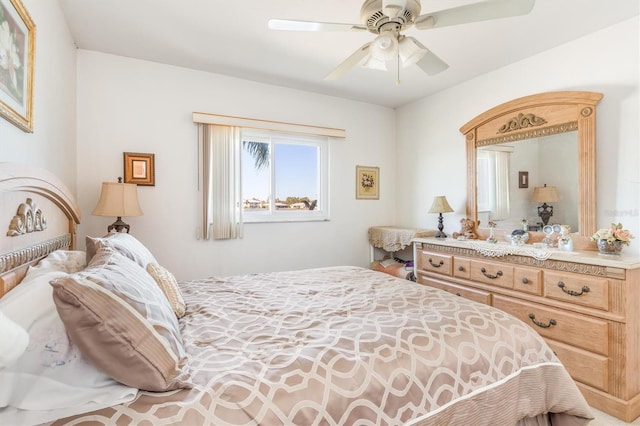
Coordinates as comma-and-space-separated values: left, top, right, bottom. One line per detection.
458, 266, 465, 272
480, 267, 503, 279
557, 281, 590, 296
428, 258, 444, 268
528, 313, 557, 329
522, 278, 529, 284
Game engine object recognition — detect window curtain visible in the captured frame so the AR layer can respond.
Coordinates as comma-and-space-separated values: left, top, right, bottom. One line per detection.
493, 151, 510, 220
200, 124, 243, 240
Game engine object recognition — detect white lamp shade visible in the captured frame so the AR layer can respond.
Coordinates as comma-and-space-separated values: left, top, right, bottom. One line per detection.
92, 182, 143, 217
531, 185, 560, 203
398, 37, 427, 67
0, 310, 29, 369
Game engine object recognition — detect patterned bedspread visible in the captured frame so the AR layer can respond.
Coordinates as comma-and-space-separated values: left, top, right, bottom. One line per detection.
53, 266, 593, 425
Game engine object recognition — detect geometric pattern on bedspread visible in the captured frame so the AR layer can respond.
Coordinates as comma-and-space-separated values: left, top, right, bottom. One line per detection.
53, 266, 591, 425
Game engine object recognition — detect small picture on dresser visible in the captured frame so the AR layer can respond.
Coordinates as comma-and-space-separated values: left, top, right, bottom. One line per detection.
356, 165, 379, 200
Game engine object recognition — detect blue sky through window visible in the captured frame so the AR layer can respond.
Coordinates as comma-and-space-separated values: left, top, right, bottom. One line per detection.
242, 143, 318, 201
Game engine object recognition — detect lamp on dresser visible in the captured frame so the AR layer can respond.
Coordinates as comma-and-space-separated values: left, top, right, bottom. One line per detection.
92, 177, 143, 233
428, 195, 454, 238
531, 184, 559, 226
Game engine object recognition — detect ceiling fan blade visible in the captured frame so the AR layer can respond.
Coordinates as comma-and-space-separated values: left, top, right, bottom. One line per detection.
268, 19, 366, 32
415, 0, 535, 30
324, 43, 372, 81
415, 49, 449, 76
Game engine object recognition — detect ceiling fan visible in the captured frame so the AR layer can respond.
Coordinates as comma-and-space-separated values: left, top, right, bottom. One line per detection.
268, 0, 535, 81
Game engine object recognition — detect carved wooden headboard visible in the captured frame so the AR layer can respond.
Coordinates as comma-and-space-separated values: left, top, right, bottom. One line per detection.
0, 163, 81, 297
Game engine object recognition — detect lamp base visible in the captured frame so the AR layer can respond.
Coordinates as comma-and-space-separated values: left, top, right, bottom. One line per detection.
537, 203, 554, 226
107, 217, 130, 233
435, 213, 448, 238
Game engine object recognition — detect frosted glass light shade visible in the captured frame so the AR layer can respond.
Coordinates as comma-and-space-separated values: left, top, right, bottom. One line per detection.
398, 37, 427, 67
363, 55, 388, 71
370, 32, 398, 61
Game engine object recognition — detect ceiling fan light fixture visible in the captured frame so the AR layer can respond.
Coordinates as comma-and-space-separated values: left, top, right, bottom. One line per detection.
363, 55, 388, 71
370, 32, 398, 61
398, 37, 427, 67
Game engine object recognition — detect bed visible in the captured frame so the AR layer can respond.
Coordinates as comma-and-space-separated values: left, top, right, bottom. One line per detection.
0, 163, 594, 425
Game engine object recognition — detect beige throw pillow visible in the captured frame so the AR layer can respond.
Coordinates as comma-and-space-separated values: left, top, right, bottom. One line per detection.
86, 232, 157, 268
147, 263, 186, 318
50, 247, 191, 392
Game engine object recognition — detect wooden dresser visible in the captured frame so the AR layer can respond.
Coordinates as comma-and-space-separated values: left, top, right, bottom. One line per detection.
413, 237, 640, 422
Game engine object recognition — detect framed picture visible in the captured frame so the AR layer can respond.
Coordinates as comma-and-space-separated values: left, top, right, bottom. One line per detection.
0, 0, 35, 132
124, 152, 155, 186
518, 171, 529, 189
355, 165, 379, 200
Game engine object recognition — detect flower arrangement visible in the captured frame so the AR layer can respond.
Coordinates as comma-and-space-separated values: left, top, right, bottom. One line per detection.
360, 173, 375, 191
591, 223, 634, 246
486, 220, 497, 243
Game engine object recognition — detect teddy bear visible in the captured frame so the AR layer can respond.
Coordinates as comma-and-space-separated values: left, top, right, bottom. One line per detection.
453, 218, 479, 240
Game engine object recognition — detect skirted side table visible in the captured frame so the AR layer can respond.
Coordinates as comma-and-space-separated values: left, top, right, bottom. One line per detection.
368, 226, 436, 280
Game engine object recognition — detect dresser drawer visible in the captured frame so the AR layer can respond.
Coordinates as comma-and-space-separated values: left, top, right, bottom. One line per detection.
453, 257, 471, 279
418, 275, 491, 305
470, 260, 514, 289
513, 266, 543, 296
417, 251, 452, 276
544, 271, 609, 311
546, 339, 609, 392
493, 295, 609, 356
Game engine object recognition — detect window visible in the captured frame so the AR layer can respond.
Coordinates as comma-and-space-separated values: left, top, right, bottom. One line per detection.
241, 129, 329, 223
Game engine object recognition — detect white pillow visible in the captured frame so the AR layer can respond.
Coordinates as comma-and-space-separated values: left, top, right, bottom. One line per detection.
0, 310, 28, 369
0, 251, 138, 426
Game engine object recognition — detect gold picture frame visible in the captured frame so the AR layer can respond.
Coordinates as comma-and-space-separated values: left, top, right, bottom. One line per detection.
124, 152, 155, 186
355, 165, 379, 200
0, 0, 35, 132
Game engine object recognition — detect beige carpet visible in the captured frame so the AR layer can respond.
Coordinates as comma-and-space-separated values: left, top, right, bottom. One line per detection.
590, 408, 640, 425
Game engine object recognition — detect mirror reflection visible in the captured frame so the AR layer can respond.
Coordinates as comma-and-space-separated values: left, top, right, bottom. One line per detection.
476, 131, 578, 232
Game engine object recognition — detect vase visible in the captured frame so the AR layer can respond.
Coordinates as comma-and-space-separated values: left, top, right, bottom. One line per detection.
486, 227, 497, 244
597, 239, 623, 255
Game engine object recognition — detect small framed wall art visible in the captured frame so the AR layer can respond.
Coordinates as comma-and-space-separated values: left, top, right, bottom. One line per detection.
518, 171, 529, 189
124, 152, 155, 186
356, 165, 379, 200
0, 0, 35, 132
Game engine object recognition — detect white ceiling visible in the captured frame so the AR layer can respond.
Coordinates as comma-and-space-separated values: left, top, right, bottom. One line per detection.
58, 0, 639, 108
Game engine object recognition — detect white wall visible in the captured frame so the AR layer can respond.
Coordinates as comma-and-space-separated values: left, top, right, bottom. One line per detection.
0, 0, 77, 193
396, 17, 640, 256
76, 51, 397, 279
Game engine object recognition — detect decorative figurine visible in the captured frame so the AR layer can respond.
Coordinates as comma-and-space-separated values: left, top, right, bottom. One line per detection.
453, 218, 479, 240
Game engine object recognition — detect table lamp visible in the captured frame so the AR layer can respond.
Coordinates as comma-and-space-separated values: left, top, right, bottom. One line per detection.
92, 177, 143, 233
531, 184, 559, 226
428, 195, 454, 238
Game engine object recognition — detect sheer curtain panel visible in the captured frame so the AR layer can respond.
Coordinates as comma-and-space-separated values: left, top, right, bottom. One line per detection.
200, 124, 243, 240
493, 151, 511, 220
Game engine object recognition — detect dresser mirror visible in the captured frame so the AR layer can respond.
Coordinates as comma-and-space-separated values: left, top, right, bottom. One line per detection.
460, 91, 603, 246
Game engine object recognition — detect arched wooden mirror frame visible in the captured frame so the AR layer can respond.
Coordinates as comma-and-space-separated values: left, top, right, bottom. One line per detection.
460, 91, 603, 248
